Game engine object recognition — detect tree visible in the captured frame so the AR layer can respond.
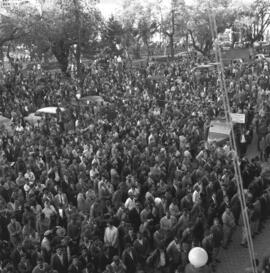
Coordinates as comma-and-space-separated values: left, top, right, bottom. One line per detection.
0, 0, 103, 74
161, 0, 186, 58
101, 16, 124, 57
0, 9, 35, 71
137, 15, 158, 61
118, 0, 160, 60
187, 0, 237, 57
236, 0, 270, 45
0, 15, 22, 47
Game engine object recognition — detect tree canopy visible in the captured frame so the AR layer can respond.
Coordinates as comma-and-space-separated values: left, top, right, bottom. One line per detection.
235, 0, 270, 45
0, 0, 102, 73
1, 0, 269, 72
187, 0, 237, 56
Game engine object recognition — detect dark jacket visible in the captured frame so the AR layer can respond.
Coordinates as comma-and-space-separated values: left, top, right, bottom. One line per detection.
51, 253, 69, 273
122, 248, 137, 273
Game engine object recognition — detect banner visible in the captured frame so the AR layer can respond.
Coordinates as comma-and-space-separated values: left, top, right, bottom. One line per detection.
230, 113, 245, 124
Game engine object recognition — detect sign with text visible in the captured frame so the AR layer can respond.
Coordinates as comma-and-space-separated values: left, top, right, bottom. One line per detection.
230, 113, 245, 124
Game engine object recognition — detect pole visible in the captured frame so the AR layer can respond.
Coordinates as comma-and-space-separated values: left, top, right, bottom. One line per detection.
73, 0, 81, 79
207, 3, 258, 273
171, 0, 175, 58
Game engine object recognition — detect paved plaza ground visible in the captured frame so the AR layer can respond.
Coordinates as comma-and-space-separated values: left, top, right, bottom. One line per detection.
216, 130, 269, 273
216, 220, 270, 273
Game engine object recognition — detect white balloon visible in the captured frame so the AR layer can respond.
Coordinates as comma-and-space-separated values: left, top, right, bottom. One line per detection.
188, 247, 208, 268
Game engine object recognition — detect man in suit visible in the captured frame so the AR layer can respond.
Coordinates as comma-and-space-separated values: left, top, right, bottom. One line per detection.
121, 243, 137, 273
128, 201, 141, 232
166, 236, 182, 273
7, 215, 22, 247
68, 255, 81, 273
51, 245, 69, 273
222, 206, 235, 249
54, 187, 68, 209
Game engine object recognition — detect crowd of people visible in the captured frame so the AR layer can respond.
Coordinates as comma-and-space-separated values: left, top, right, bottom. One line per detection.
0, 52, 270, 273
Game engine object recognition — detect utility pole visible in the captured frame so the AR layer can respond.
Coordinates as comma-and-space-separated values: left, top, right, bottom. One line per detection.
208, 3, 258, 273
73, 0, 81, 79
171, 0, 175, 58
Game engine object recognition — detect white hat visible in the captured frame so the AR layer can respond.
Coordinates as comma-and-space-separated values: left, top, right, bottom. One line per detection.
24, 184, 30, 192
92, 158, 98, 165
44, 230, 52, 236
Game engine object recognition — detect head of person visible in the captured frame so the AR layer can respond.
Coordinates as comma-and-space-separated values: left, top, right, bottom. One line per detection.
213, 217, 220, 226
36, 256, 44, 268
10, 215, 16, 223
72, 256, 79, 266
56, 246, 63, 255
113, 256, 120, 265
107, 220, 113, 228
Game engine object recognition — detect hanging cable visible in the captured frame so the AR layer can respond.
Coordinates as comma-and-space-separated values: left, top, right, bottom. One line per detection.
207, 2, 258, 273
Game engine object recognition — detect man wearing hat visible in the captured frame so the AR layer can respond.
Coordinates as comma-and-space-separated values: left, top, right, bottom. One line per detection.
32, 256, 49, 273
41, 230, 52, 264
110, 255, 126, 273
68, 255, 81, 273
7, 214, 22, 247
50, 245, 68, 273
122, 242, 137, 273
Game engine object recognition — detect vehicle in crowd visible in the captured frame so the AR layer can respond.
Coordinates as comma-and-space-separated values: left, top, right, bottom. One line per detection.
174, 51, 190, 58
234, 42, 245, 49
24, 106, 65, 126
72, 95, 109, 106
207, 119, 231, 144
220, 41, 231, 51
80, 95, 108, 105
150, 55, 169, 62
232, 58, 244, 64
191, 63, 218, 73
255, 54, 265, 61
0, 115, 14, 135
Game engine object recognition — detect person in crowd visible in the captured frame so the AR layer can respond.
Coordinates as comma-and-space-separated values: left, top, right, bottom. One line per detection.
0, 51, 269, 273
50, 245, 69, 273
222, 206, 236, 249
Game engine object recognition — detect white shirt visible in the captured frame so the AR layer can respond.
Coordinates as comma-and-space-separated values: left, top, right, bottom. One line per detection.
41, 237, 50, 251
104, 226, 118, 247
125, 197, 136, 210
24, 171, 35, 183
42, 205, 56, 219
192, 190, 200, 204
148, 134, 155, 144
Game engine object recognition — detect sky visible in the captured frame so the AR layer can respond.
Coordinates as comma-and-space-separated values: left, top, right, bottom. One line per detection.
96, 0, 123, 19
96, 0, 254, 19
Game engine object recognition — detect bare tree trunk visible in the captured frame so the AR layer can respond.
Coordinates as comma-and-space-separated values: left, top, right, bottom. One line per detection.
169, 35, 174, 58
51, 40, 70, 76
7, 43, 17, 73
146, 41, 150, 63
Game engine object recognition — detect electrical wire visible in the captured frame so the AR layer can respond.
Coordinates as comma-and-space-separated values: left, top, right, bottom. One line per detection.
207, 2, 258, 273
